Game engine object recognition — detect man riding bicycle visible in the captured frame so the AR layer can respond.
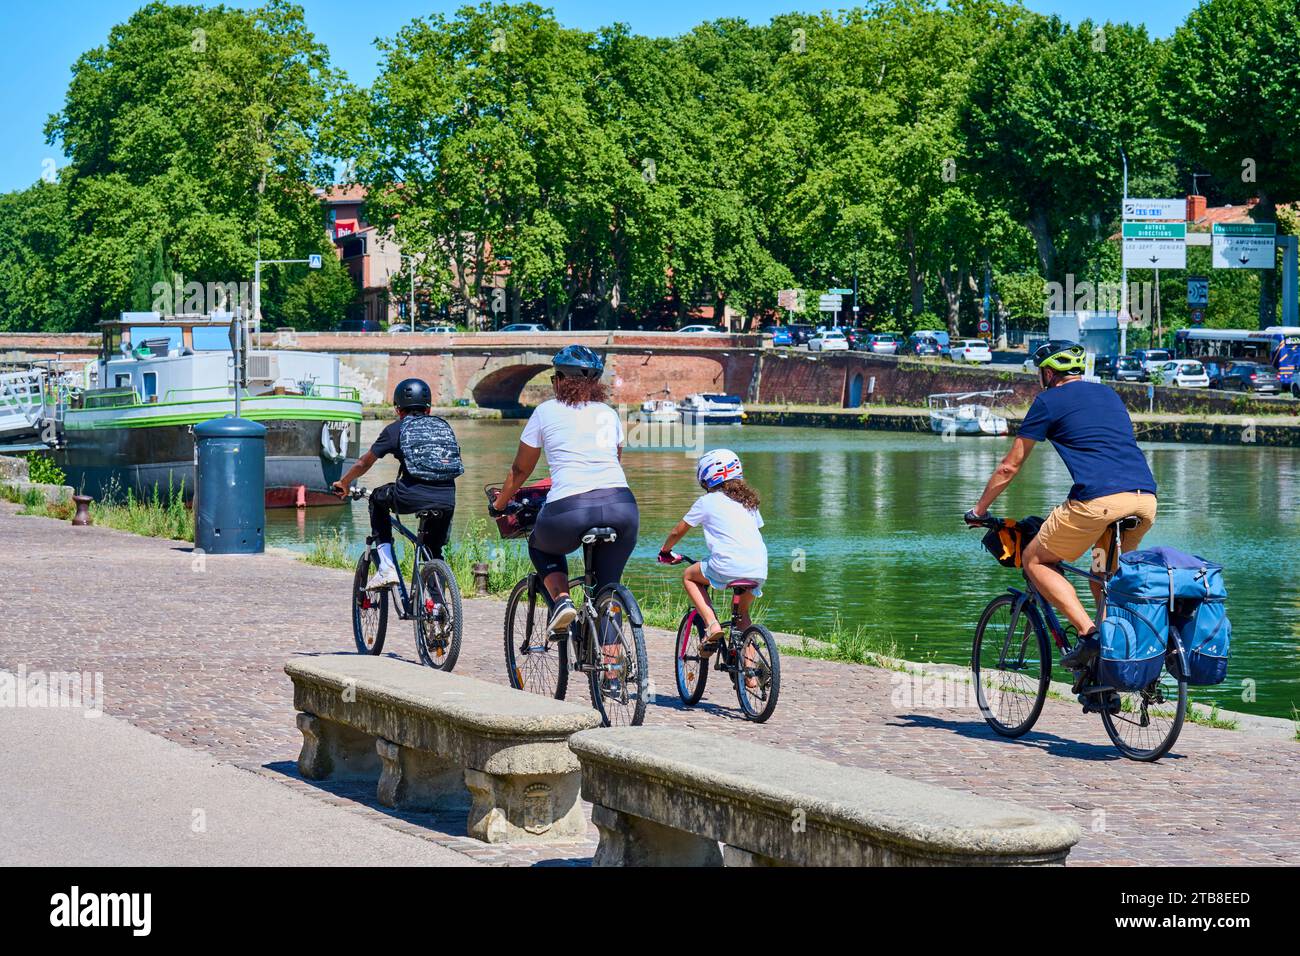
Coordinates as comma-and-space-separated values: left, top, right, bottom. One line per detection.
965, 340, 1158, 672
332, 378, 463, 590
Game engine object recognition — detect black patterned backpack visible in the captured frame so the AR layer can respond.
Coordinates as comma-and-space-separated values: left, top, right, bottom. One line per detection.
399, 414, 464, 482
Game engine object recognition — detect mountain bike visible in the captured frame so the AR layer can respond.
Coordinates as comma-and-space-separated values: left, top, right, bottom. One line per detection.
498, 506, 650, 727
665, 554, 780, 722
967, 513, 1187, 761
348, 486, 462, 671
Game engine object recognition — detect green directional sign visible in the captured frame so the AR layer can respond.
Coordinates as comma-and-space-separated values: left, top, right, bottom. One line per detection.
1212, 223, 1275, 237
1122, 223, 1186, 240
1212, 222, 1275, 269
1122, 222, 1186, 269
827, 287, 853, 295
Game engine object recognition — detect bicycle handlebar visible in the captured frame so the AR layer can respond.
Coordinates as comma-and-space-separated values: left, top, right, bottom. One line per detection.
964, 509, 1001, 530
658, 550, 694, 565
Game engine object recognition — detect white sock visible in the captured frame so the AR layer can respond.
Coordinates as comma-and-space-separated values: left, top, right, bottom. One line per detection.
377, 543, 397, 571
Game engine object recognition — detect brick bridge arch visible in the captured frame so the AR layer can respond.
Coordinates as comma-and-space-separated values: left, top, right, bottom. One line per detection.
469, 361, 553, 409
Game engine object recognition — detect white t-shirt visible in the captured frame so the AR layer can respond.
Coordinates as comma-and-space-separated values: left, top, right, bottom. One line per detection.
520, 399, 628, 502
684, 492, 767, 582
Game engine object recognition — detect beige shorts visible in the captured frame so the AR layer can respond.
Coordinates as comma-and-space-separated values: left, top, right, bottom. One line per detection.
1036, 491, 1158, 572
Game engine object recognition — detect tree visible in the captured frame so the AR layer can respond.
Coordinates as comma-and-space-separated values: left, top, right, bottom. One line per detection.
43, 0, 345, 328
1161, 0, 1300, 327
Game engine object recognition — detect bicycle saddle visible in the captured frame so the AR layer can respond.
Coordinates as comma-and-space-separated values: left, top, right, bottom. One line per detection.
581, 527, 618, 543
1117, 515, 1141, 531
726, 579, 761, 591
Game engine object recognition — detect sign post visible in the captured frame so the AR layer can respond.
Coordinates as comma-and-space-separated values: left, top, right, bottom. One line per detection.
1123, 222, 1186, 270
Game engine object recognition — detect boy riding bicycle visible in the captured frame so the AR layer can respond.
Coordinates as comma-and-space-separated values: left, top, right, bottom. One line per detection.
659, 449, 767, 657
965, 340, 1158, 673
332, 378, 464, 590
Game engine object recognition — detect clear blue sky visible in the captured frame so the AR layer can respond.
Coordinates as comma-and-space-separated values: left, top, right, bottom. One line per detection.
1, 0, 1198, 193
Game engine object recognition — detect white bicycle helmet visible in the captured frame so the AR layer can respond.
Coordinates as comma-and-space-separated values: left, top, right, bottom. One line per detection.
697, 448, 743, 489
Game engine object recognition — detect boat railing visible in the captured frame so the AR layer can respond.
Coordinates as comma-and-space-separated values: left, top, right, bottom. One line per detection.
161, 383, 360, 403
82, 388, 140, 410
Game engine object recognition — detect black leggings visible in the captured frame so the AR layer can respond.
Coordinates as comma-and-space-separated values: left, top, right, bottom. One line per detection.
369, 482, 454, 559
528, 487, 638, 590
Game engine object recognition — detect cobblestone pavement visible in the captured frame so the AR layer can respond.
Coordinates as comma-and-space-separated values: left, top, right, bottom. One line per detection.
2, 505, 1297, 866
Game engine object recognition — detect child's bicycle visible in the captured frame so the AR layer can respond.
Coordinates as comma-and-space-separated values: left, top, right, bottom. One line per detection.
966, 513, 1187, 762
663, 554, 781, 722
347, 486, 463, 671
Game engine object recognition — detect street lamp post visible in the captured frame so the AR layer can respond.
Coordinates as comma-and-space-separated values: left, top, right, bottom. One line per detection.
1118, 145, 1130, 355
399, 254, 418, 326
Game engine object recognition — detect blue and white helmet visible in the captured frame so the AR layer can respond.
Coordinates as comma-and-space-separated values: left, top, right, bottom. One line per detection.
697, 448, 743, 489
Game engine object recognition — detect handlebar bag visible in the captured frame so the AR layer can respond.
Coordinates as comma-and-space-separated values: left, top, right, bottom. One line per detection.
982, 516, 1044, 568
486, 479, 552, 539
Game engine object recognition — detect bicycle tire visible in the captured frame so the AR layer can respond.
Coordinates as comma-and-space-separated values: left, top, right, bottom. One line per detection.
971, 593, 1050, 737
588, 584, 649, 727
415, 559, 462, 671
1100, 670, 1187, 762
352, 550, 388, 655
674, 610, 709, 705
735, 624, 781, 722
503, 576, 568, 700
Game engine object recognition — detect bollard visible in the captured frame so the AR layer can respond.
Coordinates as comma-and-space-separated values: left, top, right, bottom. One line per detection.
472, 562, 490, 595
71, 494, 93, 527
193, 416, 266, 554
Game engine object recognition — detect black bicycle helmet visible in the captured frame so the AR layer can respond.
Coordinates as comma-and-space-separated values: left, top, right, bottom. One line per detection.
393, 377, 432, 410
1032, 339, 1088, 374
551, 344, 604, 379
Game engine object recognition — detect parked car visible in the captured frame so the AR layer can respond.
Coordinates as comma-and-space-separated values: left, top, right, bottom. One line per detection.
499, 322, 549, 333
842, 327, 872, 350
677, 324, 727, 335
1214, 361, 1281, 393
858, 333, 903, 354
903, 335, 942, 357
420, 324, 459, 334
1155, 359, 1210, 388
387, 323, 413, 333
790, 324, 816, 346
1108, 355, 1147, 382
761, 325, 794, 347
951, 339, 993, 364
808, 328, 850, 352
1134, 348, 1173, 375
336, 318, 382, 333
912, 329, 951, 356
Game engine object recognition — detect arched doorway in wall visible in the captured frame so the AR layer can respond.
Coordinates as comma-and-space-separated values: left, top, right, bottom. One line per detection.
846, 371, 865, 408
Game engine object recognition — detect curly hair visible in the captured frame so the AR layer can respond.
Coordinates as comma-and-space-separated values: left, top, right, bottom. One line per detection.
717, 478, 760, 512
553, 374, 608, 406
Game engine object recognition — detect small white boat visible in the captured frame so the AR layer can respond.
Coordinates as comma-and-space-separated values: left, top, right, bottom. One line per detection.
928, 390, 1012, 436
680, 393, 745, 425
634, 398, 681, 423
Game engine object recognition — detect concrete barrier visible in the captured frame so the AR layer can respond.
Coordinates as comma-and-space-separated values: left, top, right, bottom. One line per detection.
570, 727, 1081, 866
285, 656, 600, 844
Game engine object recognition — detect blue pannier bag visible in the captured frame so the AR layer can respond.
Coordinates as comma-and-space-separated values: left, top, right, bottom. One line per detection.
1104, 547, 1229, 688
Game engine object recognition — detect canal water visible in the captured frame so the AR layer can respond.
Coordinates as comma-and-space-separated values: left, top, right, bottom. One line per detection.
268, 419, 1300, 720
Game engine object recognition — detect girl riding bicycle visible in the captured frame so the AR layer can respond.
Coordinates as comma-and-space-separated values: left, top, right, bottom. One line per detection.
659, 449, 767, 656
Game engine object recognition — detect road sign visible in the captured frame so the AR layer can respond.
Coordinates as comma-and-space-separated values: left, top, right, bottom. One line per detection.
1211, 223, 1276, 269
1123, 222, 1186, 269
1123, 198, 1185, 221
777, 289, 801, 310
827, 288, 853, 295
1190, 308, 1205, 325
817, 294, 842, 312
308, 254, 323, 269
1186, 276, 1209, 307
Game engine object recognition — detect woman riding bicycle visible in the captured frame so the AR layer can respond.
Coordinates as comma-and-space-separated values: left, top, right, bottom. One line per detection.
490, 345, 639, 634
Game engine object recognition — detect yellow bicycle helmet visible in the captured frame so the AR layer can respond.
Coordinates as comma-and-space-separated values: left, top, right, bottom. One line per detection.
1032, 339, 1088, 375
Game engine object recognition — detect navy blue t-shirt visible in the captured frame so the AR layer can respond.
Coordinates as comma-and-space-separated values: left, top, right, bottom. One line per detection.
1017, 381, 1157, 502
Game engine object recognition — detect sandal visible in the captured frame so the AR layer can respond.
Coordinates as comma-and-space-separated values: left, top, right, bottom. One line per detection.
698, 625, 724, 657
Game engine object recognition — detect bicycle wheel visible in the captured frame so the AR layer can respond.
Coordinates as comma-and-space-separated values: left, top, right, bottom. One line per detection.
1100, 669, 1187, 762
735, 624, 781, 722
588, 585, 649, 727
414, 559, 462, 671
352, 550, 388, 655
674, 610, 709, 705
504, 577, 568, 700
971, 593, 1050, 737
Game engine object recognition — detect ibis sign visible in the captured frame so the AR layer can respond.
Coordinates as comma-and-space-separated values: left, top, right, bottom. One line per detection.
1122, 222, 1186, 270
1211, 223, 1275, 269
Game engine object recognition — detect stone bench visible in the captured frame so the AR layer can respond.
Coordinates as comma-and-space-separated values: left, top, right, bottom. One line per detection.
570, 727, 1081, 866
285, 656, 601, 844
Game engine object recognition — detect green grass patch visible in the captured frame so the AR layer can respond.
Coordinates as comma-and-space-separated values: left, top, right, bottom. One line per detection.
304, 529, 352, 570
21, 452, 66, 486
1185, 697, 1239, 731
90, 483, 194, 541
779, 614, 904, 667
